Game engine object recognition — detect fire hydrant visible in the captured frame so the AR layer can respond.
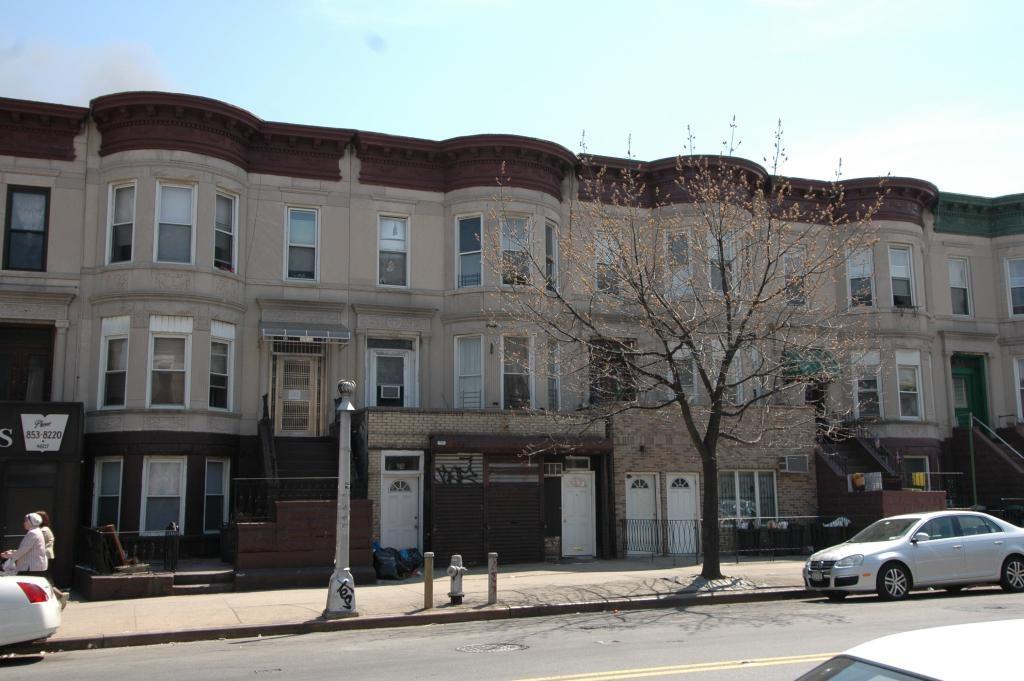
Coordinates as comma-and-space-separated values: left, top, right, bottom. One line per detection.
446, 554, 468, 605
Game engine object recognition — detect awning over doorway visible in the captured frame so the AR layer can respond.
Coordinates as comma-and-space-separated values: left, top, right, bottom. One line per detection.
781, 347, 840, 380
259, 322, 351, 342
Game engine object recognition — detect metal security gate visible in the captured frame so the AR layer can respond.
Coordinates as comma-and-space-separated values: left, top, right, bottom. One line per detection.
430, 453, 543, 565
271, 341, 324, 437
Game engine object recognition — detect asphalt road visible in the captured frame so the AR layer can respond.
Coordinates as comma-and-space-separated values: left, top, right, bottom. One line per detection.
4, 588, 1023, 680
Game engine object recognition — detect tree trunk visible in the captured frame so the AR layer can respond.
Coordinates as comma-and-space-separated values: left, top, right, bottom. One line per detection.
700, 449, 724, 580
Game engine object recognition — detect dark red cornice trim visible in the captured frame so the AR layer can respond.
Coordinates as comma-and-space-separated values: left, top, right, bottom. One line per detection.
580, 155, 939, 226
91, 92, 354, 181
355, 132, 577, 201
0, 97, 88, 161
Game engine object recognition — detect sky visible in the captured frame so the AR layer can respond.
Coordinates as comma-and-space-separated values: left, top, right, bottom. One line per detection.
2, 0, 1022, 196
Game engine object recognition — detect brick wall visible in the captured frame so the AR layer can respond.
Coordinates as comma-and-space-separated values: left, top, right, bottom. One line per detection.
364, 408, 604, 541
609, 407, 818, 528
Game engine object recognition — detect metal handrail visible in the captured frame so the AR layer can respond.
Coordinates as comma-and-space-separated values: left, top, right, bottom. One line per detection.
972, 415, 1024, 462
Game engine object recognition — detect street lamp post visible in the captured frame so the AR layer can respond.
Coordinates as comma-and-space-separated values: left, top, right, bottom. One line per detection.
324, 379, 358, 618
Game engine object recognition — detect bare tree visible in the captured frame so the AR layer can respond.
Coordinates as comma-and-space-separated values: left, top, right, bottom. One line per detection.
491, 124, 884, 579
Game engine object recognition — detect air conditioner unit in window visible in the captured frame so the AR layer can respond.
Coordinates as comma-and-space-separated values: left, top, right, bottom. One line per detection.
778, 454, 809, 473
379, 385, 402, 400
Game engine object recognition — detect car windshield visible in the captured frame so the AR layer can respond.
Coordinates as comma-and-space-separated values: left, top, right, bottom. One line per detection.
798, 655, 928, 680
847, 517, 920, 543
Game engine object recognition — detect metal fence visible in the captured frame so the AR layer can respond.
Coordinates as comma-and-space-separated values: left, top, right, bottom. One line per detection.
619, 516, 876, 563
79, 526, 180, 574
233, 476, 339, 522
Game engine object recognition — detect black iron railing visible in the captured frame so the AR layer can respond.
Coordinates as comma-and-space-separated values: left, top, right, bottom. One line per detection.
618, 515, 876, 562
79, 526, 180, 574
233, 477, 339, 522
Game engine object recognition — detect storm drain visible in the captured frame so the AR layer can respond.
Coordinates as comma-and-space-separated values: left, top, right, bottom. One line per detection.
456, 643, 529, 653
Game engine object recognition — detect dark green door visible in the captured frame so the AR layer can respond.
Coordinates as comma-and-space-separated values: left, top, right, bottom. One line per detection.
951, 354, 988, 428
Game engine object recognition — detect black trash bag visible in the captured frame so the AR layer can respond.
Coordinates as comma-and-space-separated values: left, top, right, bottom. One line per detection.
373, 547, 402, 580
397, 548, 424, 576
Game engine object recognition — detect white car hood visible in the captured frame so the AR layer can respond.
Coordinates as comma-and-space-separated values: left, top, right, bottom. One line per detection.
810, 540, 897, 562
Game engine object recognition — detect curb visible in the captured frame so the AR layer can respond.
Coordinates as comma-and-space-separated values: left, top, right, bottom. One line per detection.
10, 587, 811, 654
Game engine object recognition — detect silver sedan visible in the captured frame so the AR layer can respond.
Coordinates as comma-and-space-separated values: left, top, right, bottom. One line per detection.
803, 510, 1024, 600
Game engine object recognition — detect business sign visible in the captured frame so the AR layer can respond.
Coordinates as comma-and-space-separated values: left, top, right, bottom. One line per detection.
0, 403, 81, 457
19, 414, 70, 452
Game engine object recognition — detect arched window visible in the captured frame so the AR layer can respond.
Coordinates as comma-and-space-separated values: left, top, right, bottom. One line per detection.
389, 480, 412, 492
671, 477, 690, 489
630, 479, 649, 489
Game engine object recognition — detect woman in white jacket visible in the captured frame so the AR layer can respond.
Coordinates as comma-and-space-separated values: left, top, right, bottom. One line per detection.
2, 513, 48, 574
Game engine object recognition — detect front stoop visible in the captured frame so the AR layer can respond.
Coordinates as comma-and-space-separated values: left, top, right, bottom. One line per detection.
171, 568, 236, 595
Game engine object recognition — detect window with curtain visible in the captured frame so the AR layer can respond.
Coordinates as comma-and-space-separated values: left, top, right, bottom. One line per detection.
456, 335, 482, 408
214, 193, 235, 272
379, 216, 408, 286
501, 216, 530, 285
143, 458, 185, 533
150, 336, 187, 406
889, 246, 914, 308
848, 248, 874, 306
3, 186, 49, 271
286, 207, 317, 280
109, 183, 135, 263
156, 184, 193, 263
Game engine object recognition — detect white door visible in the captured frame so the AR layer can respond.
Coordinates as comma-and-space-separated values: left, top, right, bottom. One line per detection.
561, 472, 596, 557
381, 475, 420, 550
625, 473, 658, 554
666, 473, 699, 555
274, 355, 320, 436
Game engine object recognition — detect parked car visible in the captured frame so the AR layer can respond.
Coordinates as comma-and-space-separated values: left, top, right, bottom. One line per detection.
795, 619, 1022, 680
0, 575, 61, 649
803, 510, 1024, 600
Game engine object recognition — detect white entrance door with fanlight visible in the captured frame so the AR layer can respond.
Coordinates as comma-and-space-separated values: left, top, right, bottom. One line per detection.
666, 472, 699, 555
625, 472, 658, 554
561, 471, 596, 557
380, 451, 422, 550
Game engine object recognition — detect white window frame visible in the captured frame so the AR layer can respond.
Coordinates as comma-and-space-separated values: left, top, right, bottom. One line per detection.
209, 321, 234, 411
146, 316, 193, 409
98, 315, 130, 409
888, 245, 915, 309
140, 456, 187, 536
1006, 258, 1024, 317
902, 455, 931, 491
852, 351, 882, 420
284, 205, 320, 282
203, 457, 231, 534
947, 256, 971, 317
501, 215, 531, 286
546, 338, 560, 411
595, 230, 619, 293
709, 234, 736, 295
847, 248, 875, 307
456, 214, 483, 288
366, 339, 419, 408
544, 219, 559, 293
106, 180, 136, 265
501, 334, 534, 409
91, 456, 123, 528
154, 181, 196, 264
665, 230, 692, 297
455, 334, 484, 409
377, 214, 410, 288
783, 246, 806, 306
671, 349, 696, 399
1014, 358, 1024, 421
718, 469, 778, 520
214, 191, 238, 273
896, 349, 923, 421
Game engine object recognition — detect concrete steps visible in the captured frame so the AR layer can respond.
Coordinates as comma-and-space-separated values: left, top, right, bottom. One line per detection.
170, 567, 236, 595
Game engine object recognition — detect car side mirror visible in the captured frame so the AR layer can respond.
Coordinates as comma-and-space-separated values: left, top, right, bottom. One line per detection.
912, 532, 930, 544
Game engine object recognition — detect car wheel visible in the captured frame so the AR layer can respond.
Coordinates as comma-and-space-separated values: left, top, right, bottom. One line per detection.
877, 563, 911, 600
825, 591, 848, 602
1000, 555, 1024, 593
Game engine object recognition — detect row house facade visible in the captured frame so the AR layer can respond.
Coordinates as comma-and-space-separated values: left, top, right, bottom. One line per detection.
0, 91, 1018, 581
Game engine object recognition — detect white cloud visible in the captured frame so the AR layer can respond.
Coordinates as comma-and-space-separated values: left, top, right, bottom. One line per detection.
0, 39, 175, 105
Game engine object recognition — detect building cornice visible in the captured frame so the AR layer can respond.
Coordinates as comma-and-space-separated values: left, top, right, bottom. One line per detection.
91, 92, 355, 181
0, 96, 88, 161
934, 192, 1024, 237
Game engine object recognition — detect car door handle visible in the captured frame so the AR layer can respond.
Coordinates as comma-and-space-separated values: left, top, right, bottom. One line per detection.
953, 544, 963, 549
994, 540, 1004, 545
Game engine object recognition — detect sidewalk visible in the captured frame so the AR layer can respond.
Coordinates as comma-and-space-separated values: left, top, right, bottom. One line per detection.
23, 557, 809, 653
